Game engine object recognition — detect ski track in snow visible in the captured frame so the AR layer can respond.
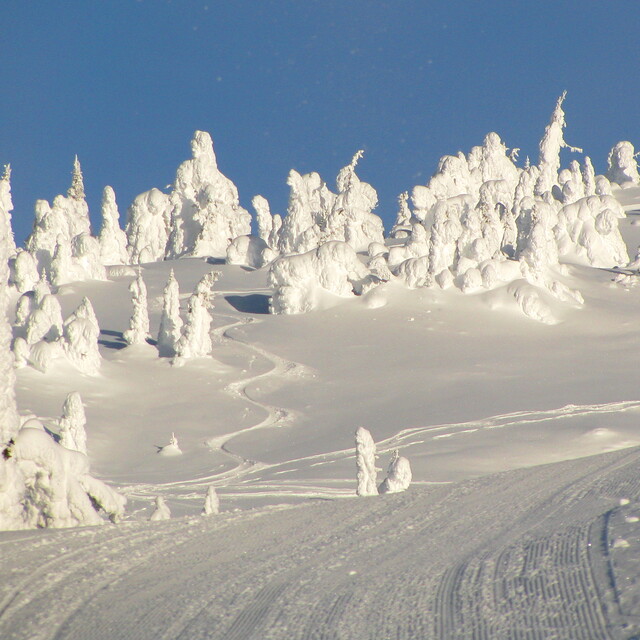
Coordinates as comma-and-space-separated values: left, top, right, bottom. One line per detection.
3, 446, 640, 639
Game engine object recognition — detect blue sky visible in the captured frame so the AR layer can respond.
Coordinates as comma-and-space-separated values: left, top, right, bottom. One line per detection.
2, 1, 639, 244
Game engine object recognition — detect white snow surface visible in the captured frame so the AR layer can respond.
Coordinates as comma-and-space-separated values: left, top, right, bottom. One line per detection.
3, 160, 640, 636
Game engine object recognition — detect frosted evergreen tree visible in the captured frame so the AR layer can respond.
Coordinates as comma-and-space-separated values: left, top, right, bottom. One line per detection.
157, 269, 183, 357
0, 164, 17, 257
10, 249, 39, 293
25, 199, 60, 271
277, 169, 327, 255
123, 271, 150, 346
355, 426, 378, 496
0, 196, 20, 445
390, 191, 412, 238
252, 195, 274, 246
607, 141, 639, 185
73, 233, 107, 281
269, 213, 283, 250
126, 188, 172, 264
167, 130, 251, 258
378, 449, 412, 494
534, 92, 582, 197
65, 156, 92, 240
63, 297, 101, 374
582, 157, 597, 196
175, 271, 220, 359
98, 186, 129, 265
202, 485, 220, 515
50, 235, 75, 287
58, 392, 87, 455
149, 496, 171, 521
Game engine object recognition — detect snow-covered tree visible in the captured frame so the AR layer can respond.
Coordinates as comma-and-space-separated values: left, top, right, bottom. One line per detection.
157, 270, 183, 357
378, 449, 412, 494
202, 485, 220, 515
0, 164, 17, 258
158, 432, 182, 456
123, 271, 150, 346
390, 191, 413, 238
9, 249, 39, 293
63, 297, 101, 374
72, 232, 107, 281
49, 235, 75, 287
607, 141, 639, 185
58, 392, 87, 455
126, 188, 172, 264
165, 130, 251, 259
149, 496, 170, 521
252, 195, 274, 246
174, 271, 220, 359
98, 186, 129, 265
355, 426, 378, 497
535, 92, 582, 197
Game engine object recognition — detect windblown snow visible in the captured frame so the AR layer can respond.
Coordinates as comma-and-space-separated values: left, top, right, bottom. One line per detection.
2, 96, 640, 639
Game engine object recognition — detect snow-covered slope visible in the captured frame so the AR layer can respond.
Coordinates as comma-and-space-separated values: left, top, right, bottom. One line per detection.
2, 107, 640, 636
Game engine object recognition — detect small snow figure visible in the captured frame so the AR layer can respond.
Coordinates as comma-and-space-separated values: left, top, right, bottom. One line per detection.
149, 496, 171, 521
123, 271, 150, 346
202, 485, 220, 515
378, 450, 412, 494
355, 426, 378, 496
158, 432, 182, 456
58, 391, 87, 455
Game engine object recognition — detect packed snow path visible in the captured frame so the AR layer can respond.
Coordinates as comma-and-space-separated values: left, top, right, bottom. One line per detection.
3, 446, 640, 640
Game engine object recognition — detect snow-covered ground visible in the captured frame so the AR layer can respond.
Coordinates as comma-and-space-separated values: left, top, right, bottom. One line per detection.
3, 128, 640, 636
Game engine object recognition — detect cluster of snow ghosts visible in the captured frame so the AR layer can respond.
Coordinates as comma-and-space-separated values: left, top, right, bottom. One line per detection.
12, 281, 101, 375
127, 131, 252, 263
269, 93, 634, 321
0, 205, 125, 529
355, 427, 412, 497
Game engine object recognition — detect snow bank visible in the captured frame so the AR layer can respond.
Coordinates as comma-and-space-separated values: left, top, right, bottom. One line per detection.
269, 241, 369, 314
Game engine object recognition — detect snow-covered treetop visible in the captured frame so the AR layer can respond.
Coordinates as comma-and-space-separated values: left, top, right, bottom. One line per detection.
68, 155, 86, 201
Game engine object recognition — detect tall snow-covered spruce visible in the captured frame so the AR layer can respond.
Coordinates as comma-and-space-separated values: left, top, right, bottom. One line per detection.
174, 271, 220, 360
98, 186, 129, 265
58, 392, 88, 455
123, 271, 150, 346
157, 269, 183, 357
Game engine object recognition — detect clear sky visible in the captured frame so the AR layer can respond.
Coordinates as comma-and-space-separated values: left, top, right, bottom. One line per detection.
2, 1, 639, 245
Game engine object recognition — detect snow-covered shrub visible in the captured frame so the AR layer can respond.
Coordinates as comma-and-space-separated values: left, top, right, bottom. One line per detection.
157, 270, 183, 357
158, 432, 182, 456
355, 427, 378, 497
98, 186, 129, 265
126, 188, 172, 264
58, 392, 87, 455
123, 271, 150, 346
166, 130, 251, 259
149, 496, 170, 521
378, 450, 412, 494
607, 141, 639, 185
12, 337, 29, 368
202, 485, 220, 515
63, 297, 101, 374
175, 272, 219, 359
269, 241, 370, 314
